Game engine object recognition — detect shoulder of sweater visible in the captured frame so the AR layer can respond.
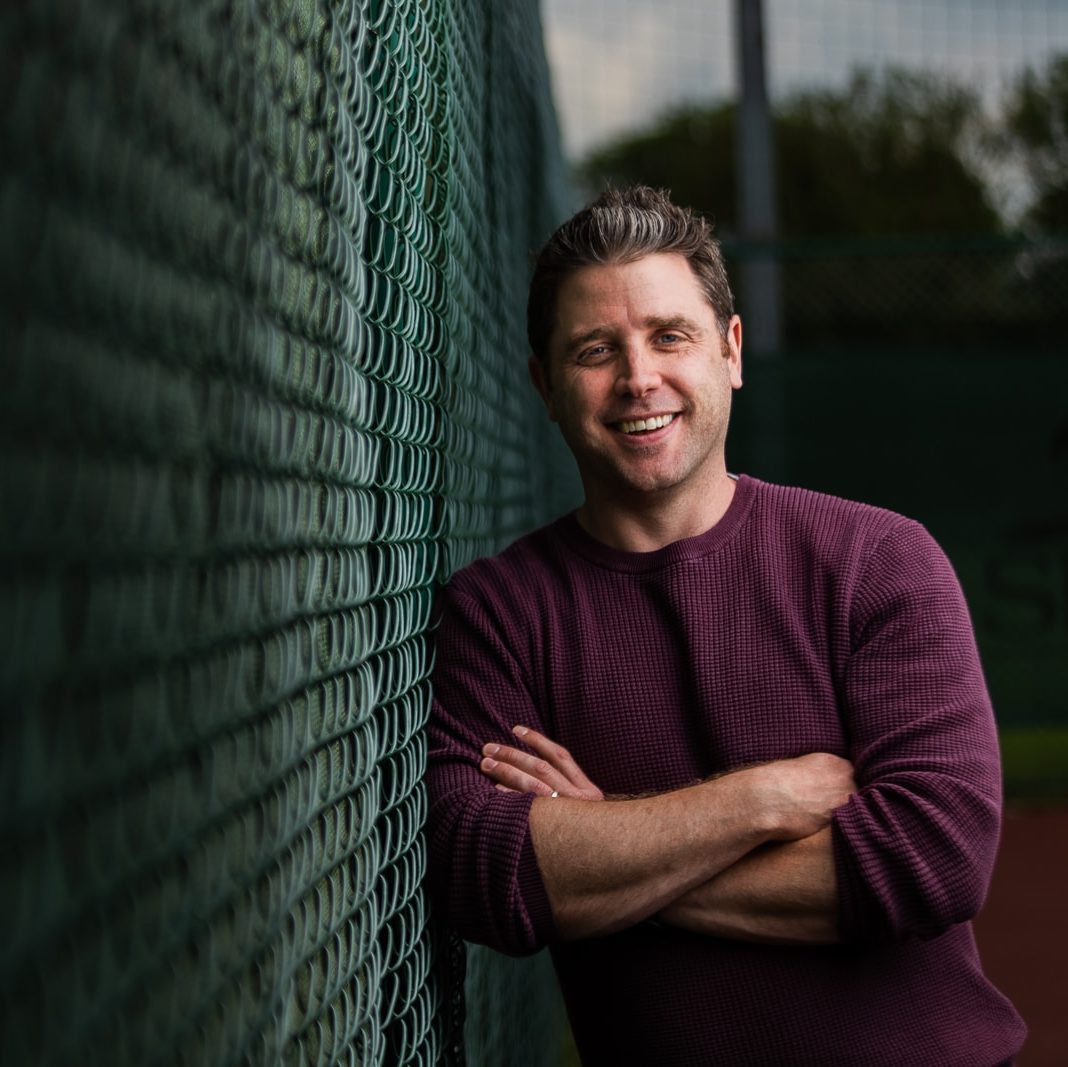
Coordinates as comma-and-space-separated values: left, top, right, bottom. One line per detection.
745, 477, 944, 581
750, 477, 922, 542
444, 518, 567, 601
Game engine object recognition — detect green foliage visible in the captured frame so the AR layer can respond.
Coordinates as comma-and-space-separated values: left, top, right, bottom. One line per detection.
1003, 55, 1068, 231
776, 69, 999, 236
1001, 729, 1068, 801
577, 103, 737, 230
579, 67, 1000, 238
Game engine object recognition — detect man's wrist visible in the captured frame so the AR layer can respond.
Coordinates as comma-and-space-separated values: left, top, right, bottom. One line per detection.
696, 768, 779, 850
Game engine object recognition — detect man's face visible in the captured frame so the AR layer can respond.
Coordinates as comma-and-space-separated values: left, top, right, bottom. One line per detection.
530, 253, 742, 505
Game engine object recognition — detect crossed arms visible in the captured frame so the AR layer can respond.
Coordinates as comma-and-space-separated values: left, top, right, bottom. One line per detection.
479, 726, 850, 944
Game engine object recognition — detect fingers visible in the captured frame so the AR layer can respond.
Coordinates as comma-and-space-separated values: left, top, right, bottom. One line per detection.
481, 747, 563, 797
511, 726, 604, 799
478, 726, 604, 800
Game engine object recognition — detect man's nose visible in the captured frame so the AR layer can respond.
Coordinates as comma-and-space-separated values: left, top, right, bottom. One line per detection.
614, 346, 662, 397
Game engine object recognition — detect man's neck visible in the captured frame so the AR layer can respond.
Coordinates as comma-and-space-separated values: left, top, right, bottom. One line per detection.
575, 472, 738, 553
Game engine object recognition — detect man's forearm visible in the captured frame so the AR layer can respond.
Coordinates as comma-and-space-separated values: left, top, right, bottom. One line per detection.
658, 827, 839, 944
525, 756, 853, 940
528, 772, 769, 939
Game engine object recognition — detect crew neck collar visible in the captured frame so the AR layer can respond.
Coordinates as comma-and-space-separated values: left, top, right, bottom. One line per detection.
554, 474, 757, 573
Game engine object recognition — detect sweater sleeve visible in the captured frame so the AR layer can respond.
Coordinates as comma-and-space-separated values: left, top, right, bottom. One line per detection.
832, 520, 1003, 944
424, 579, 558, 955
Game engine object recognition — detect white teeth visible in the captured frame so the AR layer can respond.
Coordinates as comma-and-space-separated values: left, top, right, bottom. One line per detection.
619, 414, 675, 434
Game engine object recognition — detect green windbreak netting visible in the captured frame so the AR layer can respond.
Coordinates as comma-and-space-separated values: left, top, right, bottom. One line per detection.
0, 1, 575, 1064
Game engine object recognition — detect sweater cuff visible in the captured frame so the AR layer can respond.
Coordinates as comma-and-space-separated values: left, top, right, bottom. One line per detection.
831, 811, 893, 945
514, 796, 559, 948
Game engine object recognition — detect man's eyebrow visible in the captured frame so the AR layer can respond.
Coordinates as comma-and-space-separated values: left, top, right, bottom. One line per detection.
563, 326, 613, 353
644, 315, 704, 334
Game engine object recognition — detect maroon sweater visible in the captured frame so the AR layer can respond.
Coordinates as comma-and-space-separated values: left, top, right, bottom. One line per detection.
427, 476, 1026, 1066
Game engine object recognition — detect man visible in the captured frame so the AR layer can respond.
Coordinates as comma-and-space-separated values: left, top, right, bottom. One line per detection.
426, 186, 1025, 1065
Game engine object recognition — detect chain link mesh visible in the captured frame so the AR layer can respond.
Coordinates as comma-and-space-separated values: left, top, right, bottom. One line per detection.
1, 0, 575, 1063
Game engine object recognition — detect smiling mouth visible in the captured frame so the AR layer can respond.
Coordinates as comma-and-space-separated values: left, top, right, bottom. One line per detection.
614, 413, 677, 435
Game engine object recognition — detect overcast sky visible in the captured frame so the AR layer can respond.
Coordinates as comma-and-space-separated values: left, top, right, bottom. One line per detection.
542, 0, 1068, 160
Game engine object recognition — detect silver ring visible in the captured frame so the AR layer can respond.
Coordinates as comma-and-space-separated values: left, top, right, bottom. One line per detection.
550, 790, 559, 798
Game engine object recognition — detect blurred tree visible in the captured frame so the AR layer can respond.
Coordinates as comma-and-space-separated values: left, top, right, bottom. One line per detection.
1003, 54, 1068, 232
776, 69, 999, 236
576, 103, 738, 231
578, 68, 1000, 238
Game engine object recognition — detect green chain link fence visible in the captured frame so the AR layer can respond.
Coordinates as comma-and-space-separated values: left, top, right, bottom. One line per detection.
1, 0, 577, 1063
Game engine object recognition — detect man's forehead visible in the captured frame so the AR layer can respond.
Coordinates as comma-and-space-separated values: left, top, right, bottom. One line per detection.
553, 254, 714, 332
560, 252, 696, 291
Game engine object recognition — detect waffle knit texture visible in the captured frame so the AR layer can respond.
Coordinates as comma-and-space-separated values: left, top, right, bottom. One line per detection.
426, 475, 1026, 1066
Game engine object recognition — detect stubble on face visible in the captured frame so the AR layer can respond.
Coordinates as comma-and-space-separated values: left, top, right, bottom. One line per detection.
539, 255, 742, 510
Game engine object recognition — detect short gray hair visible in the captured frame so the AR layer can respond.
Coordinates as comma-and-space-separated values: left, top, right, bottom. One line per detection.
526, 185, 735, 362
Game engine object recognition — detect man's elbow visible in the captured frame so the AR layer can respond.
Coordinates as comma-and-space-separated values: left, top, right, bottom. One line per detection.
426, 868, 551, 956
902, 847, 995, 940
839, 867, 990, 945
834, 798, 1000, 943
425, 790, 557, 956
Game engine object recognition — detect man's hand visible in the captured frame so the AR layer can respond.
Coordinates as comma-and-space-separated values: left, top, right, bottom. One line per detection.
747, 752, 856, 840
481, 725, 605, 800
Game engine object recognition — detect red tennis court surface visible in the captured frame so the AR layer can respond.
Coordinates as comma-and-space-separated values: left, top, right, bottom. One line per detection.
975, 806, 1068, 1066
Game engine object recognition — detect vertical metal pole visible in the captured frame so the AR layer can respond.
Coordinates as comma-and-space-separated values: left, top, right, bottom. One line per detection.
733, 0, 785, 480
735, 0, 782, 357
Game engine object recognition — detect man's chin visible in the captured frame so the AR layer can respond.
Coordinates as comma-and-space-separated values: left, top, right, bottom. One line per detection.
602, 464, 686, 497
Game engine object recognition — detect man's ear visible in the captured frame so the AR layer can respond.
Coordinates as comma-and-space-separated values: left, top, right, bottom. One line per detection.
725, 314, 743, 390
528, 354, 558, 421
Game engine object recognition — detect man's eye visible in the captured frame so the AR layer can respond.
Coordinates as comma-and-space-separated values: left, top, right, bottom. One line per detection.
657, 332, 681, 345
579, 344, 610, 361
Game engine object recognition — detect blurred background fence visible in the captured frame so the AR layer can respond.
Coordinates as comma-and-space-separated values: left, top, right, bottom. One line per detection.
1, 0, 575, 1064
546, 0, 1068, 799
